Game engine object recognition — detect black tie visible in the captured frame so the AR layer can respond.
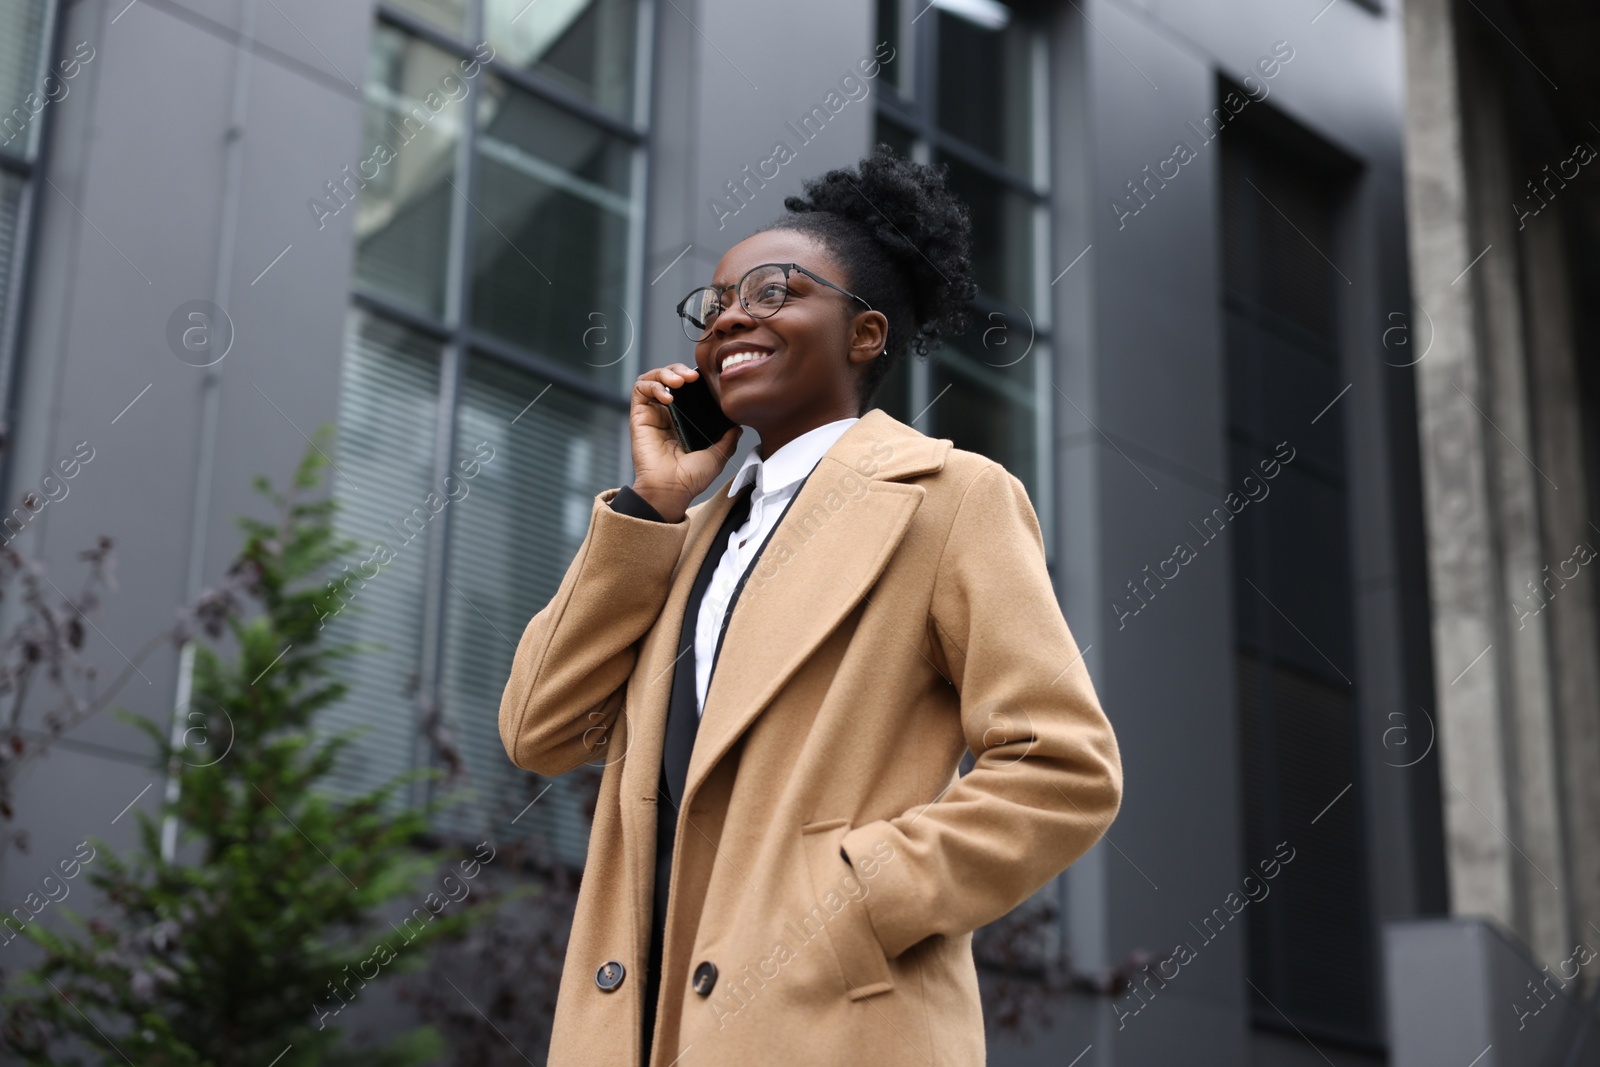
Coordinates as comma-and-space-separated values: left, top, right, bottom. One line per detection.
661, 482, 755, 810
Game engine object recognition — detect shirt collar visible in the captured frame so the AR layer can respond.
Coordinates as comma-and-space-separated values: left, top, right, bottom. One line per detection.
727, 417, 860, 499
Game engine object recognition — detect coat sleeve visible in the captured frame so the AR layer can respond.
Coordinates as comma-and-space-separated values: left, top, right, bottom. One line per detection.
839, 461, 1123, 960
498, 487, 691, 777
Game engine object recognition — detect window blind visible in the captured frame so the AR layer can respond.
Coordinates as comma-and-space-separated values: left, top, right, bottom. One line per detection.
321, 307, 443, 813
432, 352, 623, 861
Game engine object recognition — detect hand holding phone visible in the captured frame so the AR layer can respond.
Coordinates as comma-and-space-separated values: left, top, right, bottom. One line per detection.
666, 373, 739, 453
628, 363, 743, 522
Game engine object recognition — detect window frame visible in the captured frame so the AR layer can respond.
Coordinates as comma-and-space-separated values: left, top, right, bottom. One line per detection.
875, 0, 1068, 974
872, 0, 1055, 557
351, 0, 655, 816
0, 0, 65, 505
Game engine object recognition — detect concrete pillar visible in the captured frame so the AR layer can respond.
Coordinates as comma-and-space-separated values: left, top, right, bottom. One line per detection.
1399, 0, 1519, 936
1398, 0, 1576, 967
1522, 206, 1600, 961
1457, 26, 1570, 969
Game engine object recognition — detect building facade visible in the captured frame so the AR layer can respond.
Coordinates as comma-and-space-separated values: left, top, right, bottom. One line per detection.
3, 0, 1591, 1063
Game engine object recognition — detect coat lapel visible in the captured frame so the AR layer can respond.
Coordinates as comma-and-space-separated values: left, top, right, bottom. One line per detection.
619, 485, 741, 809
618, 481, 742, 961
684, 410, 949, 804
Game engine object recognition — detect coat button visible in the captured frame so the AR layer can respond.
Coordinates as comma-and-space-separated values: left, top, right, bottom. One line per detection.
692, 961, 718, 996
595, 960, 626, 991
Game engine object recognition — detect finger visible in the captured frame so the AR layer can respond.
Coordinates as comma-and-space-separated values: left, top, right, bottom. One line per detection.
632, 381, 670, 411
664, 363, 699, 386
706, 423, 742, 460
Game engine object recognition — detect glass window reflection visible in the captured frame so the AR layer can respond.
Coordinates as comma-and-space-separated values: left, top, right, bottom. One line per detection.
935, 8, 1032, 173
470, 77, 635, 386
485, 0, 638, 119
936, 149, 1034, 307
355, 26, 467, 318
931, 347, 1037, 493
385, 0, 469, 36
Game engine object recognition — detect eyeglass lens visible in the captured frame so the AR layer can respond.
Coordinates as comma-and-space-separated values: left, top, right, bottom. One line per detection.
681, 265, 790, 340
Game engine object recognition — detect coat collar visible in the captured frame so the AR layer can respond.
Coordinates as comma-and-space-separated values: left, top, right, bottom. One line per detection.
814, 407, 952, 485
621, 407, 950, 820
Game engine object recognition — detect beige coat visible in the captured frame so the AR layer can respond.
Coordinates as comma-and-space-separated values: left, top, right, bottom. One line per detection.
499, 408, 1123, 1065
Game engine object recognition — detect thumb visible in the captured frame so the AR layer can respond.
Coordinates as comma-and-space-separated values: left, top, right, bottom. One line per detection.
698, 423, 742, 466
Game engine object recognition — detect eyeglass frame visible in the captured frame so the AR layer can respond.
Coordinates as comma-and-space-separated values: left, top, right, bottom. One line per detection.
675, 262, 876, 343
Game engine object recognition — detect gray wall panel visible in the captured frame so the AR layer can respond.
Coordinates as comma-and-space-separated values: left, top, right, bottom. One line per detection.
1083, 0, 1225, 484
1075, 5, 1249, 1057
10, 3, 240, 759
0, 0, 368, 909
191, 40, 370, 604
1141, 0, 1403, 171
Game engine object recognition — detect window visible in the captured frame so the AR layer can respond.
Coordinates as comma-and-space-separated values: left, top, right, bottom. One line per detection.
874, 0, 1065, 973
325, 0, 649, 861
871, 0, 1052, 547
1221, 104, 1378, 1046
0, 0, 56, 434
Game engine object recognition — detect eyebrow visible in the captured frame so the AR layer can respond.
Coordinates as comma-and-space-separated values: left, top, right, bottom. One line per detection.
703, 266, 813, 293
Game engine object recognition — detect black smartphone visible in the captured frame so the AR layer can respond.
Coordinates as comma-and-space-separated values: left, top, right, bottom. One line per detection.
667, 374, 738, 452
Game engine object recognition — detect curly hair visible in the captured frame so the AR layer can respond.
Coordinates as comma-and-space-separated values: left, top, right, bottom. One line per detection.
759, 144, 977, 413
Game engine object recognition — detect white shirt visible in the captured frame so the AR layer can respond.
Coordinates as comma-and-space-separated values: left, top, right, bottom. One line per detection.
693, 417, 860, 717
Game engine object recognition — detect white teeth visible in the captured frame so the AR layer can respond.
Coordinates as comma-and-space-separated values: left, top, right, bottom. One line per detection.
721, 350, 770, 372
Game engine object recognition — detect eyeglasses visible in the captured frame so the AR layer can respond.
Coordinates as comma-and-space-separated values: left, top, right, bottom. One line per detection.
676, 262, 873, 343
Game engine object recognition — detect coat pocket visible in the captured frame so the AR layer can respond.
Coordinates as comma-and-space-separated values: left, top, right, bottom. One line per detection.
798, 818, 895, 1001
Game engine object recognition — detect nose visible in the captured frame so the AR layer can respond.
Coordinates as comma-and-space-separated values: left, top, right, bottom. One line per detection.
709, 289, 757, 336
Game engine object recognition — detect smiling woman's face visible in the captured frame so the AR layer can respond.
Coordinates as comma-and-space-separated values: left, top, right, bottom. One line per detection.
691, 229, 885, 458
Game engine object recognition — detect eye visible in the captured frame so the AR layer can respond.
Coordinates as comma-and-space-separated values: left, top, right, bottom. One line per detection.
693, 292, 723, 325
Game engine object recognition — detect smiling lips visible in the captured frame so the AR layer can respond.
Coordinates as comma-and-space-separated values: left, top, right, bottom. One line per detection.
718, 345, 773, 378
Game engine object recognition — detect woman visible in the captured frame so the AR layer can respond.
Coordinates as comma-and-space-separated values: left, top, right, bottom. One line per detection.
498, 147, 1122, 1066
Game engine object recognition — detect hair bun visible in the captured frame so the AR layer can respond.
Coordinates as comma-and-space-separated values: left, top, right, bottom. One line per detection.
782, 145, 978, 367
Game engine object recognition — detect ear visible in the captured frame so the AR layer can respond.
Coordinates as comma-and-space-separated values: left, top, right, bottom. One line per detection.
846, 309, 889, 366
